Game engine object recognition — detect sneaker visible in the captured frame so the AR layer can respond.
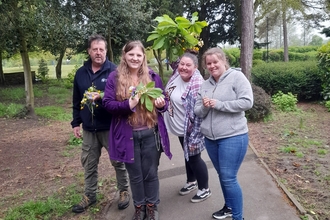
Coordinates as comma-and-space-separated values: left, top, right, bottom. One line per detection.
179, 181, 197, 195
72, 194, 96, 213
212, 205, 232, 219
190, 188, 211, 203
132, 205, 146, 220
146, 204, 159, 220
118, 190, 130, 210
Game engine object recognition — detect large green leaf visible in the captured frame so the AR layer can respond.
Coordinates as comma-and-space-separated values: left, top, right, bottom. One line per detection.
152, 36, 167, 50
175, 16, 191, 28
154, 15, 176, 25
147, 33, 161, 42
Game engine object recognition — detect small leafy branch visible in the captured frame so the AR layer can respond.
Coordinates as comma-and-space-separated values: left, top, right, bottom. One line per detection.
146, 12, 208, 63
80, 83, 103, 124
129, 81, 164, 112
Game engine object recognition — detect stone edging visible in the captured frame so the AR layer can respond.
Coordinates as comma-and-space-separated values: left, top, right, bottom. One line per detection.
248, 142, 314, 220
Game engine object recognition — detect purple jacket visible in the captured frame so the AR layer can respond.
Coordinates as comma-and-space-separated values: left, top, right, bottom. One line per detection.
102, 68, 172, 163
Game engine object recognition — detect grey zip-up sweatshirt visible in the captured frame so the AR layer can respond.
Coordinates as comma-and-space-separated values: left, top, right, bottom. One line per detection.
194, 68, 253, 140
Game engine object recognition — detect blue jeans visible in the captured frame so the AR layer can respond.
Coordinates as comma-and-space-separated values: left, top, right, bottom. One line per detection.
125, 127, 162, 207
205, 133, 248, 220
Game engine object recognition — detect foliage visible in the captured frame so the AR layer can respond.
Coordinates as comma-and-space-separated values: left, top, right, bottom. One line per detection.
325, 101, 330, 112
252, 61, 322, 101
68, 134, 83, 146
317, 42, 330, 100
271, 91, 298, 112
246, 84, 272, 122
129, 82, 164, 112
0, 103, 25, 118
63, 64, 80, 89
37, 58, 49, 82
146, 12, 207, 62
35, 106, 71, 121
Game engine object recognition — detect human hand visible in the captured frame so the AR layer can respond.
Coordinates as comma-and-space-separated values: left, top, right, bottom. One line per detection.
73, 126, 82, 138
154, 97, 165, 108
203, 97, 216, 108
129, 94, 140, 109
86, 92, 101, 101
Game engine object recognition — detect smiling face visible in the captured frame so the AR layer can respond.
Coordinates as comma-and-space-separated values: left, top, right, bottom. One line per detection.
178, 56, 197, 82
205, 54, 227, 82
88, 40, 107, 67
124, 46, 145, 73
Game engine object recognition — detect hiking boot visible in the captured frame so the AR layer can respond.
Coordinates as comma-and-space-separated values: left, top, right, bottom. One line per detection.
191, 188, 211, 203
212, 205, 232, 219
179, 181, 197, 195
72, 194, 96, 213
146, 204, 159, 220
132, 205, 146, 220
118, 190, 130, 210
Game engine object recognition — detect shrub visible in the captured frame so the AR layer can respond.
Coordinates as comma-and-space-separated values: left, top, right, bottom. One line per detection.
271, 91, 297, 112
325, 101, 330, 112
317, 42, 330, 100
37, 58, 49, 83
252, 61, 322, 101
63, 64, 81, 89
246, 84, 272, 122
252, 59, 265, 67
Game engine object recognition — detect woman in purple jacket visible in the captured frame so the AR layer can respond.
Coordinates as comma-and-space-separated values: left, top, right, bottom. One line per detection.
103, 40, 172, 220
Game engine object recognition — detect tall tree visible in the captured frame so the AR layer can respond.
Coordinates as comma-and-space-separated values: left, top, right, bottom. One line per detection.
239, 0, 254, 80
0, 0, 44, 117
38, 0, 84, 79
255, 0, 329, 62
71, 0, 153, 62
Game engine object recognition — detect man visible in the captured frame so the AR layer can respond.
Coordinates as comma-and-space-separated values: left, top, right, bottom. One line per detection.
71, 34, 130, 213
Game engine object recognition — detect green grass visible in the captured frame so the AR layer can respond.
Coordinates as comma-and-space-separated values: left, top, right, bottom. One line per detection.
35, 106, 71, 121
3, 185, 81, 220
4, 65, 77, 79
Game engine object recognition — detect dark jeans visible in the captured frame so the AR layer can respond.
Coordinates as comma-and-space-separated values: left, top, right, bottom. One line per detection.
125, 127, 162, 206
178, 137, 209, 190
81, 130, 129, 197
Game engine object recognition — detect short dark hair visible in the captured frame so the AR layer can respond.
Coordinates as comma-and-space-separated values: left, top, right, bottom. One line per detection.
88, 34, 107, 49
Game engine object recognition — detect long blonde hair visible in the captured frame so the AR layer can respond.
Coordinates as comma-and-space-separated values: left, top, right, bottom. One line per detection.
116, 40, 157, 127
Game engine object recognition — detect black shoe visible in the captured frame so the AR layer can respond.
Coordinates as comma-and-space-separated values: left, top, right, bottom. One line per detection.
146, 204, 159, 220
191, 188, 211, 203
118, 190, 130, 210
132, 205, 146, 220
72, 194, 96, 213
179, 181, 197, 195
212, 205, 232, 219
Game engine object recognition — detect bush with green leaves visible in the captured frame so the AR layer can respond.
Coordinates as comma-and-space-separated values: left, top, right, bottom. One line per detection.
246, 84, 272, 122
317, 42, 330, 100
325, 101, 330, 112
252, 61, 322, 101
37, 58, 49, 82
271, 91, 297, 112
63, 64, 81, 89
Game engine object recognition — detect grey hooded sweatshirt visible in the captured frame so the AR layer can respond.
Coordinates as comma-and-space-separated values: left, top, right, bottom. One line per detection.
194, 68, 253, 140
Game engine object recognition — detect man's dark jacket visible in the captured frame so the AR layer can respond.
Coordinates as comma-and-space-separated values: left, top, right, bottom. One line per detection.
71, 58, 117, 132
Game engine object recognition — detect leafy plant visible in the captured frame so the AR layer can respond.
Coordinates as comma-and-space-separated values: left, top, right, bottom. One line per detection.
272, 91, 297, 112
317, 42, 330, 100
37, 58, 49, 83
325, 100, 330, 111
129, 82, 164, 112
146, 12, 207, 62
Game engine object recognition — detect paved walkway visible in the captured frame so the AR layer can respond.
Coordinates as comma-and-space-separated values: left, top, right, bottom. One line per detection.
104, 134, 307, 220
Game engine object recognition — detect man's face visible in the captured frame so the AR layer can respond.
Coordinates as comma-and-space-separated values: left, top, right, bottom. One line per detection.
88, 40, 107, 66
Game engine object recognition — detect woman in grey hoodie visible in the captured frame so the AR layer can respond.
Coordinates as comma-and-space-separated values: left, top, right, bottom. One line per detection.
194, 47, 253, 220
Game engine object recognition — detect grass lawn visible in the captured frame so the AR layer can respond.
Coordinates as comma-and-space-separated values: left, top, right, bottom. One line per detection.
3, 65, 77, 79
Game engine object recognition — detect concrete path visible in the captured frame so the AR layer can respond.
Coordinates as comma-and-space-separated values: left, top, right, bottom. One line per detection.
104, 134, 302, 220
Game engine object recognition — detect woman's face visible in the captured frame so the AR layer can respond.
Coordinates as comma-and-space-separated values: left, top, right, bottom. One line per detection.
205, 54, 226, 82
124, 46, 144, 72
178, 56, 197, 82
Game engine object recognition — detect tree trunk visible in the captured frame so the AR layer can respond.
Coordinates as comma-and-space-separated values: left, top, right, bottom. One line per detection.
282, 9, 289, 62
240, 0, 254, 81
0, 50, 5, 85
152, 49, 164, 81
20, 35, 35, 117
199, 3, 209, 77
106, 30, 114, 62
56, 49, 65, 79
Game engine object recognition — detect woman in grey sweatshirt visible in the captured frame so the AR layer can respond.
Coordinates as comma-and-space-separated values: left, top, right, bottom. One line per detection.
194, 47, 253, 220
